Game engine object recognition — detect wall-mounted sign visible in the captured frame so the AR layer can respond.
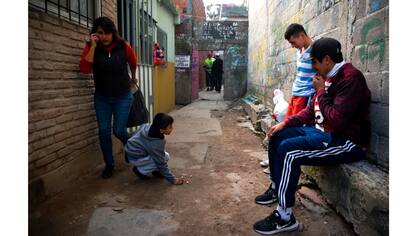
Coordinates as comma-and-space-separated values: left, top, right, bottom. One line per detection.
175, 55, 190, 68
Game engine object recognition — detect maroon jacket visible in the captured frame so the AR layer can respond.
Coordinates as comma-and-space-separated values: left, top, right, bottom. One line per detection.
284, 63, 371, 147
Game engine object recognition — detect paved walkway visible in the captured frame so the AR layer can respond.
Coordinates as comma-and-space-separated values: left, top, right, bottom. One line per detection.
30, 89, 356, 236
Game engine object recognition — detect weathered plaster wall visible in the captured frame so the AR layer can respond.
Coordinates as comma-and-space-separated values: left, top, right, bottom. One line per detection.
248, 0, 388, 169
192, 20, 249, 101
247, 1, 389, 235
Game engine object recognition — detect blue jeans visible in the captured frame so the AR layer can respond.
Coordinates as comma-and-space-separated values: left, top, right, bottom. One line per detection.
268, 127, 366, 208
94, 91, 133, 166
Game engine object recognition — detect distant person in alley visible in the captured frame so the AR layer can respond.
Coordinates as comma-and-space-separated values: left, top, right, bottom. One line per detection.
284, 23, 317, 119
252, 38, 371, 234
125, 113, 184, 185
203, 52, 216, 91
79, 17, 137, 179
211, 53, 224, 93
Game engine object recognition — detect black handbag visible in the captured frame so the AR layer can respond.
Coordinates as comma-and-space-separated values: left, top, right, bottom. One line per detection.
127, 85, 149, 127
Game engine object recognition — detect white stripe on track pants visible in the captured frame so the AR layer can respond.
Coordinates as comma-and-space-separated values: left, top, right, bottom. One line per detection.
268, 127, 366, 208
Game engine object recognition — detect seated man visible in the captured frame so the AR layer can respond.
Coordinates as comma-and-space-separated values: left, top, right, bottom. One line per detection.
253, 37, 371, 235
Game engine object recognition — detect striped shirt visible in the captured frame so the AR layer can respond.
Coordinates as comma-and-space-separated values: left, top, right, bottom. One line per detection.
292, 46, 316, 97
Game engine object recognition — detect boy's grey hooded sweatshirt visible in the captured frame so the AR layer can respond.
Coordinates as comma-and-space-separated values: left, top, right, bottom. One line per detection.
125, 124, 175, 183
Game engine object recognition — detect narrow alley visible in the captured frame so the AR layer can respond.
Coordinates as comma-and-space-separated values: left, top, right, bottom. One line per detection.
29, 91, 355, 236
28, 0, 389, 235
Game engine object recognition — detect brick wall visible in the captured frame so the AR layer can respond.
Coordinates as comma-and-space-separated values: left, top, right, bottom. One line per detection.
191, 0, 205, 18
173, 0, 188, 15
102, 0, 117, 23
29, 0, 117, 208
248, 0, 389, 170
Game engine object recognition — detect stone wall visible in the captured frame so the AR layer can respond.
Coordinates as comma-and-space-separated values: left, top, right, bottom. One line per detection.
193, 21, 248, 100
28, 1, 118, 209
247, 0, 388, 235
248, 0, 388, 169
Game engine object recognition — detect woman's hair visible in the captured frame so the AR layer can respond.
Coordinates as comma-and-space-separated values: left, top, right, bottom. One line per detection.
152, 113, 174, 130
90, 16, 122, 43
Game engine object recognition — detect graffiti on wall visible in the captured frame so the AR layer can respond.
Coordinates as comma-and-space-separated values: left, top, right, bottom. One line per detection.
358, 18, 385, 64
202, 21, 241, 40
250, 35, 267, 68
191, 50, 199, 98
206, 4, 222, 20
249, 33, 269, 88
370, 0, 386, 12
226, 45, 247, 68
271, 12, 303, 48
316, 0, 341, 16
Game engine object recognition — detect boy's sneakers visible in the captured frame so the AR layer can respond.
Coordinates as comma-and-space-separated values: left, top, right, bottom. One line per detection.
253, 210, 299, 235
152, 171, 164, 178
255, 185, 277, 205
101, 165, 114, 179
132, 167, 150, 180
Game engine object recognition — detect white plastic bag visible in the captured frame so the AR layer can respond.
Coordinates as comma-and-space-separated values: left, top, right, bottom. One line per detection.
272, 89, 288, 122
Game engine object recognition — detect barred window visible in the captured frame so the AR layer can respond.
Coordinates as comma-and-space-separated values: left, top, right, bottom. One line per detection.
117, 0, 135, 48
157, 27, 167, 59
29, 0, 99, 28
139, 10, 154, 66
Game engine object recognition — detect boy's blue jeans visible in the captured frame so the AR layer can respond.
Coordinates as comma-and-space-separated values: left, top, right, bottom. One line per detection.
94, 91, 133, 166
268, 127, 366, 209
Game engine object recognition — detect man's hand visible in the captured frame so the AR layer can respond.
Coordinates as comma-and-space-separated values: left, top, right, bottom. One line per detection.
267, 122, 285, 140
173, 177, 184, 185
313, 75, 325, 91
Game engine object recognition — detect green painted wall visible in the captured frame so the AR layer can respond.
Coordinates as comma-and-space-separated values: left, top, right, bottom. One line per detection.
151, 0, 177, 115
154, 0, 176, 63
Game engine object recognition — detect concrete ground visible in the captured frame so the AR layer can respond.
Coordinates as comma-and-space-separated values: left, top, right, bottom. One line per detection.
29, 89, 356, 236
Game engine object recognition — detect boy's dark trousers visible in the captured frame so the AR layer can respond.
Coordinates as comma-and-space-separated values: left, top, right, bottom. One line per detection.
205, 71, 213, 89
214, 74, 222, 92
268, 127, 366, 208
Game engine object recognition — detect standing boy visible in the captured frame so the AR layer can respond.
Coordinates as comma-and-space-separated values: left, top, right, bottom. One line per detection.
284, 23, 317, 119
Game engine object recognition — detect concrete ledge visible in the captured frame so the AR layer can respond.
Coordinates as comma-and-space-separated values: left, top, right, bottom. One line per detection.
302, 161, 389, 236
242, 97, 389, 236
260, 115, 275, 134
242, 95, 269, 124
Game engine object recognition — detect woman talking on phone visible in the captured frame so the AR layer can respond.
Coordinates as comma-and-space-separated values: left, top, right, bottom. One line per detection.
80, 17, 138, 179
